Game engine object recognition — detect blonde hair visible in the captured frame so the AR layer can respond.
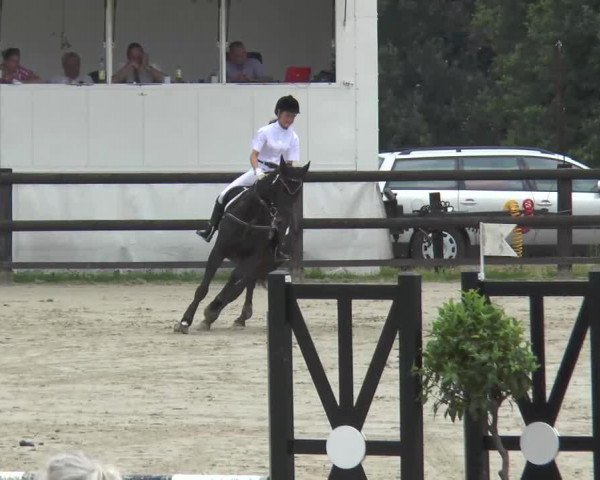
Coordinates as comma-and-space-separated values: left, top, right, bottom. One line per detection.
40, 452, 122, 480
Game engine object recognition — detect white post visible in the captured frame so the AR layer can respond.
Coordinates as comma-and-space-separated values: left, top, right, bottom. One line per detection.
219, 0, 227, 83
105, 0, 114, 84
478, 222, 485, 281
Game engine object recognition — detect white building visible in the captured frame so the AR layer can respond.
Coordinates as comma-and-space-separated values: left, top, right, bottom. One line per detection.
0, 0, 390, 266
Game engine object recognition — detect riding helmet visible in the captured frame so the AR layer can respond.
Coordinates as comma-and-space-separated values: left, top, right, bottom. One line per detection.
275, 95, 300, 115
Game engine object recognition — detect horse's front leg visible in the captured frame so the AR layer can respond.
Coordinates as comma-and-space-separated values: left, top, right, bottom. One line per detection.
202, 268, 249, 330
175, 247, 224, 334
233, 280, 256, 328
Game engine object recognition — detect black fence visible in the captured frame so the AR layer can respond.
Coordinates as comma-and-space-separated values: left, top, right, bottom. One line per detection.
1, 167, 600, 273
462, 271, 600, 480
267, 272, 423, 479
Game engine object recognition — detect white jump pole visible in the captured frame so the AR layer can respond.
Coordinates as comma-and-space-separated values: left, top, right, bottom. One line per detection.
219, 0, 227, 84
0, 474, 267, 480
105, 0, 114, 84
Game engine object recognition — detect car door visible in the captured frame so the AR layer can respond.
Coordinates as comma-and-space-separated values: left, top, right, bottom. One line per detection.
458, 156, 539, 245
385, 157, 460, 213
522, 156, 600, 246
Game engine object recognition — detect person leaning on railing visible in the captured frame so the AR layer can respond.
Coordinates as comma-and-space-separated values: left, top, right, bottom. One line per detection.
0, 47, 42, 84
39, 452, 122, 480
112, 42, 164, 84
49, 52, 93, 85
226, 40, 269, 83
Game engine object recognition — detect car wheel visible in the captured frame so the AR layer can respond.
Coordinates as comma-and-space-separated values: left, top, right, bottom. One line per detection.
409, 228, 466, 260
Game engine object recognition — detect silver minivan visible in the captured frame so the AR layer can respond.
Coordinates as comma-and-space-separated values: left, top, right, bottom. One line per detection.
378, 147, 600, 259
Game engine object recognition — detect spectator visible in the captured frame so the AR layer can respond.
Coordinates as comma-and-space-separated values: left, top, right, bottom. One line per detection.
50, 52, 93, 85
226, 41, 266, 83
0, 48, 41, 84
40, 452, 122, 480
112, 42, 164, 84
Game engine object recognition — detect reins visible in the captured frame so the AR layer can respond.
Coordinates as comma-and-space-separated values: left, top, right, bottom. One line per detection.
222, 172, 303, 232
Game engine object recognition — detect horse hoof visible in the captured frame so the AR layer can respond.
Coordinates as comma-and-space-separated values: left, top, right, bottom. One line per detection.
198, 320, 212, 331
174, 321, 190, 334
203, 307, 220, 324
232, 319, 246, 329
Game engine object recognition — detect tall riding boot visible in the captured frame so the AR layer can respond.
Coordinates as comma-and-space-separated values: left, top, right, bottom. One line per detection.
196, 200, 225, 242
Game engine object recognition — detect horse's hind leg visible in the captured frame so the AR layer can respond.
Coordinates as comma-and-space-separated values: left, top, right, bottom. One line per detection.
202, 268, 249, 330
175, 247, 224, 334
233, 280, 255, 328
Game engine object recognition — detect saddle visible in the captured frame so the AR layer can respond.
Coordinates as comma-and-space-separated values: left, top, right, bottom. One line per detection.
221, 186, 289, 248
222, 186, 248, 210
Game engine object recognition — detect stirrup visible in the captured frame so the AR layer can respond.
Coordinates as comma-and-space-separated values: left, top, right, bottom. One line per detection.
196, 226, 215, 242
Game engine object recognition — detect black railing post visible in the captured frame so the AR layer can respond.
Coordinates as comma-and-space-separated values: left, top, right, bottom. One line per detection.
429, 192, 444, 273
267, 272, 295, 480
589, 271, 600, 479
290, 189, 304, 281
398, 273, 424, 479
0, 168, 13, 283
461, 272, 490, 480
557, 163, 573, 277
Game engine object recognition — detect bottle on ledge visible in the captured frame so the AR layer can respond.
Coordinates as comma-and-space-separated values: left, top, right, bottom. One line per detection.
175, 66, 183, 83
98, 57, 106, 83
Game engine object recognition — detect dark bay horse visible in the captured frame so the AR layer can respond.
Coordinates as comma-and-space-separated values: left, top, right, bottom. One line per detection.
174, 158, 309, 333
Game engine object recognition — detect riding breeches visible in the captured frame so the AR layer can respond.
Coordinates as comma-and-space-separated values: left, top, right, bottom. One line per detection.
217, 167, 270, 204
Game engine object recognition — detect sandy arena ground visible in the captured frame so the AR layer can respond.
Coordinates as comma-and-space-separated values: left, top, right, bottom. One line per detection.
0, 280, 595, 479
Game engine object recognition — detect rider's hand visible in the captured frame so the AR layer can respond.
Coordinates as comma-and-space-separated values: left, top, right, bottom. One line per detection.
255, 168, 266, 180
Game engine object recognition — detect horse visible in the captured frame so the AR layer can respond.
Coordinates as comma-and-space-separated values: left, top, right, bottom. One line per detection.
174, 158, 310, 333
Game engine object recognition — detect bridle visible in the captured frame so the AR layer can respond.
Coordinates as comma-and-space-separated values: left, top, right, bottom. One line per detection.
272, 173, 304, 196
222, 171, 303, 235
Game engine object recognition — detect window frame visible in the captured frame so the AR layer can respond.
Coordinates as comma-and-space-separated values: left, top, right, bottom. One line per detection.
385, 156, 459, 191
458, 155, 532, 192
521, 156, 599, 194
104, 0, 337, 85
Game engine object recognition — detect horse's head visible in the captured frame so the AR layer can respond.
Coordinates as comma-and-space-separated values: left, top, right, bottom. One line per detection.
256, 157, 310, 209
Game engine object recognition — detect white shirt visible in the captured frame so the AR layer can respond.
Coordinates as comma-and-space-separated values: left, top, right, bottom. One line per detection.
251, 121, 300, 166
50, 74, 93, 85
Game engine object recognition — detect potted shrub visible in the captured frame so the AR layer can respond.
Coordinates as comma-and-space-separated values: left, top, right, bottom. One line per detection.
418, 290, 539, 480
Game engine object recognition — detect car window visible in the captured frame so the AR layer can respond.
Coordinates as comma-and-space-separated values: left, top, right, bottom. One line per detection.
523, 156, 596, 193
386, 158, 458, 190
573, 179, 598, 193
522, 156, 560, 192
461, 156, 526, 191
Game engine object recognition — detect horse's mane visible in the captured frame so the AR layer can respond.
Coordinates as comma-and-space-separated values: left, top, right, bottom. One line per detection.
253, 171, 278, 203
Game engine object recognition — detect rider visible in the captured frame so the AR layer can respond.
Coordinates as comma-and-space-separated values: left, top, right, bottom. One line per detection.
197, 95, 301, 256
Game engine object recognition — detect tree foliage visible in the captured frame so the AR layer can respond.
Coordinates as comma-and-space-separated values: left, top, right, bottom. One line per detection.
378, 0, 600, 166
418, 290, 538, 479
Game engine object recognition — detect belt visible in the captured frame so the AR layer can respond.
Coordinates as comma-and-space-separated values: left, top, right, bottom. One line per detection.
258, 159, 279, 169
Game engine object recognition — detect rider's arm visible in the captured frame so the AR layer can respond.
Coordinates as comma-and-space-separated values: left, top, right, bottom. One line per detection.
250, 150, 260, 169
250, 128, 267, 176
250, 150, 266, 179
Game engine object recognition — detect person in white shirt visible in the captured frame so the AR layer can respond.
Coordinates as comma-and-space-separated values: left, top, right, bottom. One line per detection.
49, 52, 93, 85
197, 95, 301, 248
